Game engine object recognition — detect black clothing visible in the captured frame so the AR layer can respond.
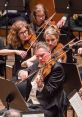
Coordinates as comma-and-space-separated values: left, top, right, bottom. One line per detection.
30, 23, 45, 42
6, 44, 31, 76
17, 61, 67, 117
0, 39, 6, 76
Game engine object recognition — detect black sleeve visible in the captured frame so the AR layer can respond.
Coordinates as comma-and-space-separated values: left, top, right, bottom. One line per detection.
40, 63, 65, 97
5, 44, 14, 49
24, 60, 39, 81
64, 13, 73, 19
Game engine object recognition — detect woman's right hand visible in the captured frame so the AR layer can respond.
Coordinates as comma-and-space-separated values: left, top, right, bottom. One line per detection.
15, 50, 27, 58
18, 70, 28, 81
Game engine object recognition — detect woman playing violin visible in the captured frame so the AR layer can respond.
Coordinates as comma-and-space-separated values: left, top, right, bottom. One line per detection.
44, 25, 67, 63
30, 3, 55, 41
6, 20, 36, 76
21, 25, 67, 67
17, 41, 67, 117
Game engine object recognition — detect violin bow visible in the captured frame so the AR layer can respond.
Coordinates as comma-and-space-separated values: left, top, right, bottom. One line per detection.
36, 12, 56, 33
52, 37, 77, 57
52, 38, 82, 61
26, 12, 56, 53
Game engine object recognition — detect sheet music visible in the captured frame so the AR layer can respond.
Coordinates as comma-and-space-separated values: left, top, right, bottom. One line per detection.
0, 114, 44, 117
22, 114, 44, 117
69, 92, 82, 117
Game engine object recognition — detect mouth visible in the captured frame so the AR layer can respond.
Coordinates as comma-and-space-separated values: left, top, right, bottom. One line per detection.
23, 37, 29, 41
40, 60, 45, 64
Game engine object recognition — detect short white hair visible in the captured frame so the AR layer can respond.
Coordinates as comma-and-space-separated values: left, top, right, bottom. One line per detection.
34, 41, 50, 53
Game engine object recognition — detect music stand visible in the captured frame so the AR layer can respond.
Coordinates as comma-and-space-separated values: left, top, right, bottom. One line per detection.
54, 0, 82, 14
61, 63, 81, 97
0, 77, 28, 112
0, 0, 24, 11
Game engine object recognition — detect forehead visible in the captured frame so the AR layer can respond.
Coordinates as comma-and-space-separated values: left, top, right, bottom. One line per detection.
19, 27, 28, 32
45, 34, 57, 39
36, 10, 45, 15
35, 48, 48, 54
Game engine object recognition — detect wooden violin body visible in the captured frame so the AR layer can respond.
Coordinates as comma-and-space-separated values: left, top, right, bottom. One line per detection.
23, 34, 37, 50
42, 60, 55, 79
52, 43, 67, 63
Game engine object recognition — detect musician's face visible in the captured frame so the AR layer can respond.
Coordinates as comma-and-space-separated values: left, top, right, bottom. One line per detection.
35, 11, 46, 25
18, 27, 29, 42
45, 34, 59, 50
35, 48, 51, 65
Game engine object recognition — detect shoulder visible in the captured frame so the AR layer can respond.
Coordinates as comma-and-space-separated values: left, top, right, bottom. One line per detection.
53, 62, 64, 73
54, 62, 63, 68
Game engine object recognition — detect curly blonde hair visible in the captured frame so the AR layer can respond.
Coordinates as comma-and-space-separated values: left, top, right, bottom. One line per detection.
7, 20, 34, 49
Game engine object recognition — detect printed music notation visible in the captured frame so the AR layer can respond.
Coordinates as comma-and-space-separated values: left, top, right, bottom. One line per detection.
69, 92, 82, 117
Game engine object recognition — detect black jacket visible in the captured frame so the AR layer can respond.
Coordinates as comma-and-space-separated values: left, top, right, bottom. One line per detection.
17, 61, 67, 117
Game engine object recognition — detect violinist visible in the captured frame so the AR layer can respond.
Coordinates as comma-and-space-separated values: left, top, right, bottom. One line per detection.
17, 41, 67, 117
44, 25, 67, 63
30, 3, 55, 41
6, 20, 36, 76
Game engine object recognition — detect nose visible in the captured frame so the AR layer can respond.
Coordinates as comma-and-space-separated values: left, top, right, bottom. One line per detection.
49, 41, 52, 45
38, 56, 42, 61
40, 17, 43, 20
23, 32, 27, 36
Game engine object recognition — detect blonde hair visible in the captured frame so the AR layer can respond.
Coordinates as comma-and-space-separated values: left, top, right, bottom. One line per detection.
44, 25, 60, 38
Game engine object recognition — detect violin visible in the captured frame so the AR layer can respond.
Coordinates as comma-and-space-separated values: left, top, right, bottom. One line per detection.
15, 59, 56, 85
51, 43, 67, 63
23, 34, 37, 50
41, 59, 55, 79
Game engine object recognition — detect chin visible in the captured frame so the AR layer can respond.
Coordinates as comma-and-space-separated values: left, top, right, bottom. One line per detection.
40, 61, 45, 65
24, 38, 29, 41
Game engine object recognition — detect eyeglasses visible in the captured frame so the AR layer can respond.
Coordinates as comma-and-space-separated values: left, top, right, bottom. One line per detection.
36, 14, 45, 18
18, 30, 28, 36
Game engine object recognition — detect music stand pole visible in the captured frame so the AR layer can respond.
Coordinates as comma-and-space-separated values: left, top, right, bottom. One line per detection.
5, 93, 15, 110
66, 0, 72, 40
4, 0, 9, 45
